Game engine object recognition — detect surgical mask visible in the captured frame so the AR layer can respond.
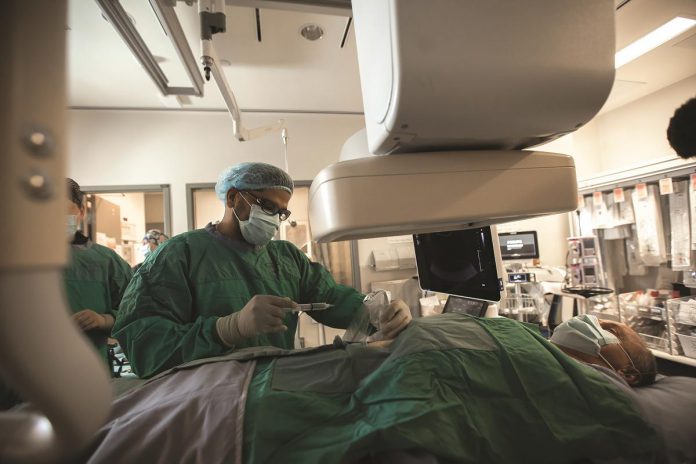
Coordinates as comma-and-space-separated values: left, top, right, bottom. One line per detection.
66, 215, 78, 239
234, 195, 279, 246
140, 243, 152, 258
550, 314, 620, 356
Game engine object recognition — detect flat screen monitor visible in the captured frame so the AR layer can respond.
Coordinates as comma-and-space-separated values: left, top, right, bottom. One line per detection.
442, 295, 488, 317
498, 231, 539, 261
413, 227, 503, 302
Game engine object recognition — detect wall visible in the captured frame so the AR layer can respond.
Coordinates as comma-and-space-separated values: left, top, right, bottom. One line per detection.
68, 109, 366, 235
578, 75, 696, 173
93, 192, 146, 265
70, 76, 691, 270
496, 215, 569, 267
144, 192, 164, 228
69, 108, 597, 271
498, 126, 597, 266
504, 75, 696, 265
193, 189, 223, 229
357, 236, 417, 294
95, 192, 146, 242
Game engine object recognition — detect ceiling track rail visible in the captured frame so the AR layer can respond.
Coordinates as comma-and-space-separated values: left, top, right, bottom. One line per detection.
95, 0, 204, 97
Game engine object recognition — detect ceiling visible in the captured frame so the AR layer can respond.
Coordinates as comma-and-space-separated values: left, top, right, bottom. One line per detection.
599, 0, 696, 114
67, 0, 363, 112
67, 0, 696, 114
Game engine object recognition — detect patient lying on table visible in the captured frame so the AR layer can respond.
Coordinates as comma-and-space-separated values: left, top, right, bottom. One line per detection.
549, 314, 657, 387
85, 314, 694, 464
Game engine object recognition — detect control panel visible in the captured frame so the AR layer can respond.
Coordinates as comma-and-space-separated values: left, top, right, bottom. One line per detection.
567, 236, 603, 286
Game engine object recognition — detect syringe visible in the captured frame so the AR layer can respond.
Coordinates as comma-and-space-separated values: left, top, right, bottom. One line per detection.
285, 303, 333, 313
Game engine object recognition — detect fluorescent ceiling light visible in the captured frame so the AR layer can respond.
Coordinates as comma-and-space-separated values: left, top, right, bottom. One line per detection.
615, 16, 696, 68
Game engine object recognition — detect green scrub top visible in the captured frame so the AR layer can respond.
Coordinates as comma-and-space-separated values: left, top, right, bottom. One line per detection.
1, 234, 132, 410
64, 234, 133, 363
113, 224, 366, 378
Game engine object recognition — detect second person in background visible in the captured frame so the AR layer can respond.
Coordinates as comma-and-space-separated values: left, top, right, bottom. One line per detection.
133, 228, 169, 272
65, 178, 133, 365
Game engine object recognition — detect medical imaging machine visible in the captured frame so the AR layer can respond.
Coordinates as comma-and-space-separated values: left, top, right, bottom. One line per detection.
0, 0, 615, 461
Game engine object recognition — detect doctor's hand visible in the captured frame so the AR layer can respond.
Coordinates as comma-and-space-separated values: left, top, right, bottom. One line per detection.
216, 295, 297, 347
378, 300, 412, 340
73, 309, 113, 332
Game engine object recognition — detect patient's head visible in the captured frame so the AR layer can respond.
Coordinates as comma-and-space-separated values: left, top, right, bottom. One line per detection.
598, 320, 657, 387
551, 315, 657, 387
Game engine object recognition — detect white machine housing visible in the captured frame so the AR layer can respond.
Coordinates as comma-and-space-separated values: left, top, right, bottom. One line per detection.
310, 0, 614, 243
1, 2, 112, 462
352, 0, 615, 155
309, 150, 577, 242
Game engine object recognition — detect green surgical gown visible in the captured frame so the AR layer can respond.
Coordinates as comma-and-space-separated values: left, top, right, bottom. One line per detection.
113, 224, 366, 378
243, 314, 660, 464
1, 237, 131, 410
64, 238, 133, 362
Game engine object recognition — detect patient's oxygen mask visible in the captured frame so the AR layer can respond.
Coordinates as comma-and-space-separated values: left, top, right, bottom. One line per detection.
550, 314, 620, 356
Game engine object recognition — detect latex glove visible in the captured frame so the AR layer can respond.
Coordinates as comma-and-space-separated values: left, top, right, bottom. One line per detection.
377, 299, 412, 340
216, 295, 297, 347
73, 309, 113, 331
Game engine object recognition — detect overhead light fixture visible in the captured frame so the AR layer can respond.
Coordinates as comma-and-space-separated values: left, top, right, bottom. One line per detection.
300, 24, 324, 41
615, 16, 696, 68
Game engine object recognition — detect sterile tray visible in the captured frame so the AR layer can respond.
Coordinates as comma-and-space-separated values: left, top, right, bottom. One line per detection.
665, 296, 696, 356
676, 333, 696, 359
587, 294, 621, 321
639, 333, 671, 352
621, 302, 667, 321
672, 300, 696, 326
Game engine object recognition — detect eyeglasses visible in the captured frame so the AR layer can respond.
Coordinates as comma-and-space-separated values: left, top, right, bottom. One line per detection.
242, 192, 292, 221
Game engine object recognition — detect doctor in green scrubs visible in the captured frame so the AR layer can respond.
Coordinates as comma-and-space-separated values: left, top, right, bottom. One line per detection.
1, 179, 132, 410
65, 178, 133, 363
114, 162, 412, 378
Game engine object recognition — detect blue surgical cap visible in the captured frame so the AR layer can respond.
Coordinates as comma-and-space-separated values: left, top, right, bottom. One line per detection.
215, 162, 294, 202
143, 229, 169, 245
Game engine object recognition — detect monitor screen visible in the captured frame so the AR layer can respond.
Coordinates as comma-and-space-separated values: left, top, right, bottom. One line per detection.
508, 272, 533, 283
442, 295, 488, 317
498, 231, 539, 260
413, 227, 502, 302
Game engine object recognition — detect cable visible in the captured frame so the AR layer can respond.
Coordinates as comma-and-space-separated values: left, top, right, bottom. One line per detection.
282, 128, 289, 174
615, 0, 632, 10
